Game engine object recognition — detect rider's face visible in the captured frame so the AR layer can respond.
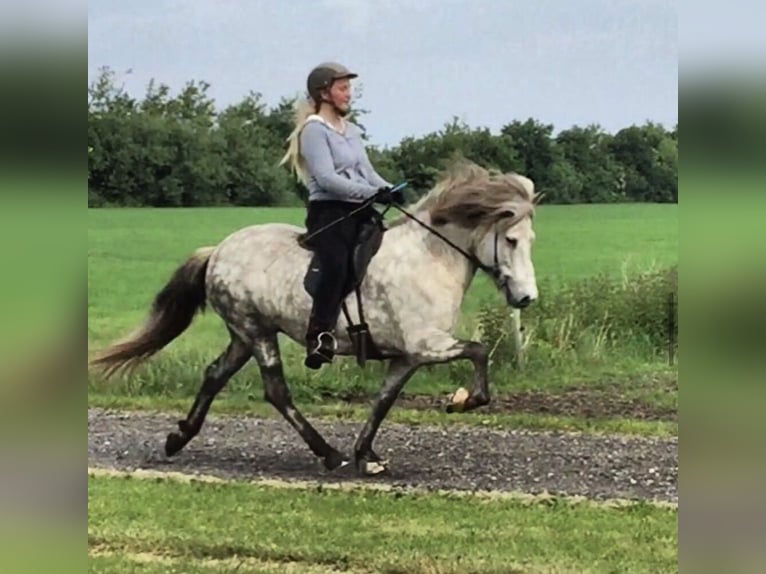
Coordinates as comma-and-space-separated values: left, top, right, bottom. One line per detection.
323, 78, 352, 114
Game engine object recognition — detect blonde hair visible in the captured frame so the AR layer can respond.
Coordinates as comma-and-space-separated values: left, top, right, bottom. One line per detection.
279, 97, 318, 186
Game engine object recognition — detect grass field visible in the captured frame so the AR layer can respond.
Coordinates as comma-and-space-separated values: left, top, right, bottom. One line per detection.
88, 473, 677, 574
88, 203, 678, 434
88, 203, 678, 572
87, 203, 677, 320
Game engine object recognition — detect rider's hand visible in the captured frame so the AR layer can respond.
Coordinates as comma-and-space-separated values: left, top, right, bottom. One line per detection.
375, 186, 404, 206
374, 187, 393, 205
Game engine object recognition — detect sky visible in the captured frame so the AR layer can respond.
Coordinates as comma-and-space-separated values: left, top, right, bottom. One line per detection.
88, 0, 677, 148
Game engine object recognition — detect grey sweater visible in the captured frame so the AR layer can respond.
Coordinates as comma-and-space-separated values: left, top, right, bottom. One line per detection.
299, 116, 392, 203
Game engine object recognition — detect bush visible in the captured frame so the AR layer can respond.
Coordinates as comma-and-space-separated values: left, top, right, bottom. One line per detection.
477, 265, 678, 369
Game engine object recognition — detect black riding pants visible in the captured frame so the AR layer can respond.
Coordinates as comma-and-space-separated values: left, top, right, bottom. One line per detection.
305, 200, 376, 332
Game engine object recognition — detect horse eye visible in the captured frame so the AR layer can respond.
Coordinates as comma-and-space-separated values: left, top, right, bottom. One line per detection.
506, 237, 518, 249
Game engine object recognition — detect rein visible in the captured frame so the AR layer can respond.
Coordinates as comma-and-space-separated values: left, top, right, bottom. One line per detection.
388, 203, 502, 280
299, 194, 507, 286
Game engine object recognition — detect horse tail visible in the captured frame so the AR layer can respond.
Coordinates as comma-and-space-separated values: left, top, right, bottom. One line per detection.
89, 246, 215, 379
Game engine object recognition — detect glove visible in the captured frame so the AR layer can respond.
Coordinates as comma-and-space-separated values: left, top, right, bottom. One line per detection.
374, 186, 405, 206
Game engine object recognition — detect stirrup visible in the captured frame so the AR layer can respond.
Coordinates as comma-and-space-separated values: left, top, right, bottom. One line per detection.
314, 331, 337, 352
305, 331, 337, 370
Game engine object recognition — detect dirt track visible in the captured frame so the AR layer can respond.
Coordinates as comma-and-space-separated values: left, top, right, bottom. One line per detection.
370, 385, 677, 421
88, 408, 677, 503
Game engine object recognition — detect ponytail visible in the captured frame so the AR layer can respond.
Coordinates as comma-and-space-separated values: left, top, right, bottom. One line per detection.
279, 98, 318, 186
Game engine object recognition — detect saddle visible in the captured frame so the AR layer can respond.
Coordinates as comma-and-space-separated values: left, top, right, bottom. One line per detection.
298, 212, 386, 367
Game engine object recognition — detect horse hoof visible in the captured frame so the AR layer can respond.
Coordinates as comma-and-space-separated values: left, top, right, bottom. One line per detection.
446, 387, 470, 413
360, 460, 389, 476
164, 432, 188, 457
323, 450, 350, 471
355, 453, 390, 476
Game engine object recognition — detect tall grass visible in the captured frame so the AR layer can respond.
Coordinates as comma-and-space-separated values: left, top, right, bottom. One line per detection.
478, 265, 678, 372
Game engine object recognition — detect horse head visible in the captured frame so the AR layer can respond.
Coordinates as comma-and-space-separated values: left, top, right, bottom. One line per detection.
408, 160, 541, 309
474, 198, 538, 309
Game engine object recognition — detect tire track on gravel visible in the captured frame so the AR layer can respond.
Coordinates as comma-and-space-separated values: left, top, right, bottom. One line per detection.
88, 408, 677, 503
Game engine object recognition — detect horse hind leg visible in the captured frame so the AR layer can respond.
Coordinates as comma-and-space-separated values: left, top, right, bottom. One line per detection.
165, 330, 251, 457
253, 330, 348, 471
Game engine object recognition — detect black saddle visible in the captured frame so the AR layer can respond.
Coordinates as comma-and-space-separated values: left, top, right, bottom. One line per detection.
300, 212, 386, 366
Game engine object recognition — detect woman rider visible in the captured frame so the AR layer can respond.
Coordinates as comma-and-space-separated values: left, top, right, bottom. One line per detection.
281, 62, 403, 369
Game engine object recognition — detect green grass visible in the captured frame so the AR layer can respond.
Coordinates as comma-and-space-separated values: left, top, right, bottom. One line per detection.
87, 203, 677, 322
88, 204, 678, 432
89, 554, 323, 574
88, 474, 678, 573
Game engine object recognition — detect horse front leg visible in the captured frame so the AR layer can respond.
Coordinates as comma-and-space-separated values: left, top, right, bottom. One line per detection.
444, 340, 491, 413
354, 357, 419, 476
352, 335, 489, 477
413, 333, 491, 414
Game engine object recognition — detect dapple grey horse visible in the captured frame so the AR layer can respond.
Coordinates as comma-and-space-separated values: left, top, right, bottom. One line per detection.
90, 161, 541, 475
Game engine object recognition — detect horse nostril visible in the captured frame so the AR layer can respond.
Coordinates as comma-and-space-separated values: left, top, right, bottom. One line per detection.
517, 295, 531, 308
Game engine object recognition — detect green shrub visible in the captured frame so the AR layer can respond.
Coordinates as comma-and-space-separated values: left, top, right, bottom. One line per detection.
478, 265, 678, 369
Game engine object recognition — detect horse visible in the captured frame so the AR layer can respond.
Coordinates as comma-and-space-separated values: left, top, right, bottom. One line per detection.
89, 160, 541, 476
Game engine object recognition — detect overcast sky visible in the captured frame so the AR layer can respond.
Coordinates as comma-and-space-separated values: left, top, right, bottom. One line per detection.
88, 0, 677, 147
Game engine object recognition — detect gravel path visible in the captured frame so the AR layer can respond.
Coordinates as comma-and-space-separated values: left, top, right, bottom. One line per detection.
88, 408, 677, 503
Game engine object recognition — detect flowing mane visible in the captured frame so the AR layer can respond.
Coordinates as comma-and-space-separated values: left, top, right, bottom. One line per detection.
390, 160, 542, 233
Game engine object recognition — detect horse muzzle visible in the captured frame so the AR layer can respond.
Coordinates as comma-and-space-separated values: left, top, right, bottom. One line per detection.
500, 278, 537, 309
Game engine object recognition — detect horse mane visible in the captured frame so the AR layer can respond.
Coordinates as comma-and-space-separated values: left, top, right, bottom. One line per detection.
389, 159, 542, 232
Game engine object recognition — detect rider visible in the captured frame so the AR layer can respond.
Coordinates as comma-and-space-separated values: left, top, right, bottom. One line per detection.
281, 62, 403, 369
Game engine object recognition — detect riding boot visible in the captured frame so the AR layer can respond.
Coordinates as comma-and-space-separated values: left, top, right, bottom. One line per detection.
304, 315, 337, 370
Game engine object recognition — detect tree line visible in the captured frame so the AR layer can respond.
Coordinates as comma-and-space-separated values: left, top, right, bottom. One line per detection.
88, 67, 677, 207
